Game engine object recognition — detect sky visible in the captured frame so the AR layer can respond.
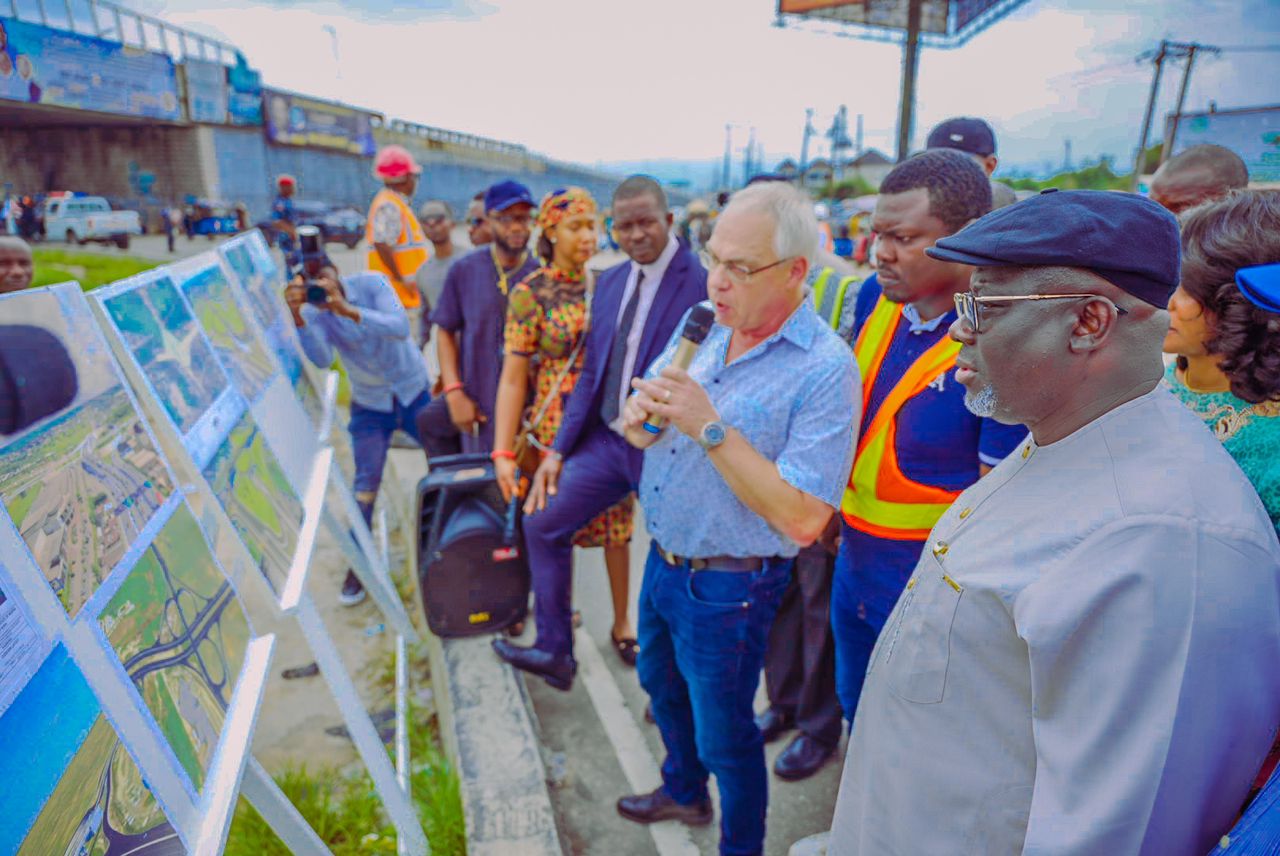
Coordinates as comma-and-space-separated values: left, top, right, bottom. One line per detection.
135, 0, 1280, 178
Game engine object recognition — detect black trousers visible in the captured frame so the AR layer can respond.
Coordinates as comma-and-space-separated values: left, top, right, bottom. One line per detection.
415, 395, 495, 459
762, 543, 842, 746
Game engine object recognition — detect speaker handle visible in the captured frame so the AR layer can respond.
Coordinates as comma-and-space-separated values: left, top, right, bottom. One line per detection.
502, 494, 520, 546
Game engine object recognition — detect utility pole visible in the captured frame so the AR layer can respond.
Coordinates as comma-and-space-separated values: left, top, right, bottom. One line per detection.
896, 0, 923, 161
1130, 40, 1169, 190
855, 113, 864, 157
1161, 42, 1220, 164
722, 124, 733, 190
799, 108, 815, 174
743, 126, 757, 186
1063, 138, 1072, 172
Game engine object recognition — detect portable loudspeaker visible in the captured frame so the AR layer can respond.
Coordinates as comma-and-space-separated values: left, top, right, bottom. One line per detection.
416, 453, 529, 638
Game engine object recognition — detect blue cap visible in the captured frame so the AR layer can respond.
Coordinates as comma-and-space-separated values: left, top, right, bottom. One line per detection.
484, 180, 534, 213
927, 117, 997, 157
1237, 264, 1280, 314
926, 189, 1181, 307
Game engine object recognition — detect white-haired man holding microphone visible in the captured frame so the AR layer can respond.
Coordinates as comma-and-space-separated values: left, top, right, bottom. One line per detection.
615, 182, 860, 856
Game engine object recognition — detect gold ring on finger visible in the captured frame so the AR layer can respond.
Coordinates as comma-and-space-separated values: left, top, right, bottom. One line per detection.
665, 389, 673, 402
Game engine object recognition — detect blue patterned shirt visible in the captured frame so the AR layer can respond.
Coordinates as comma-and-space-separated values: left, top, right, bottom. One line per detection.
638, 299, 860, 558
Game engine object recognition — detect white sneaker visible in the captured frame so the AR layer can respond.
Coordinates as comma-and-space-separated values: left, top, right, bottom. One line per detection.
338, 570, 366, 607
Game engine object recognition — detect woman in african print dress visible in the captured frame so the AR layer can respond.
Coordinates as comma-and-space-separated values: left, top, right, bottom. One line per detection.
492, 187, 639, 672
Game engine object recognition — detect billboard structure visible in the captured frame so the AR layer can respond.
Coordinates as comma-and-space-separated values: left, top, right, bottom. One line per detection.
1171, 105, 1280, 184
774, 0, 1028, 159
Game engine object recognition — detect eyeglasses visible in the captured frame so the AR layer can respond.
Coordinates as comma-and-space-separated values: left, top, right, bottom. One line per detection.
954, 291, 1128, 334
469, 217, 486, 227
492, 212, 532, 227
422, 216, 448, 226
699, 250, 793, 285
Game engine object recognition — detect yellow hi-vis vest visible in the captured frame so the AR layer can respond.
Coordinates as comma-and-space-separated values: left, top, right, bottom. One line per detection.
365, 188, 429, 308
841, 296, 963, 541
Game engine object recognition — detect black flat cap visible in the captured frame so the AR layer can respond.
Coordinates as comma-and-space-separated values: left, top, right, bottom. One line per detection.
925, 189, 1181, 307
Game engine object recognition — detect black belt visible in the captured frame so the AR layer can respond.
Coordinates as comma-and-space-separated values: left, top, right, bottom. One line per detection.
656, 544, 764, 572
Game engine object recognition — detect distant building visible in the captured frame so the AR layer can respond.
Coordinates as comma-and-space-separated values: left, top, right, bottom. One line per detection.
776, 159, 799, 180
843, 149, 894, 189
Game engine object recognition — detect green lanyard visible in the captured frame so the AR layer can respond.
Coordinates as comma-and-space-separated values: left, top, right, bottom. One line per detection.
491, 244, 529, 296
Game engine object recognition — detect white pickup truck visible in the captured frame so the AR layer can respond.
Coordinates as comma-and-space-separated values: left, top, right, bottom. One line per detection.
43, 196, 142, 249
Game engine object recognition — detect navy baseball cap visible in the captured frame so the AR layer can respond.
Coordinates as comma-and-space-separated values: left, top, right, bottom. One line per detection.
927, 117, 997, 157
484, 180, 534, 213
926, 189, 1181, 307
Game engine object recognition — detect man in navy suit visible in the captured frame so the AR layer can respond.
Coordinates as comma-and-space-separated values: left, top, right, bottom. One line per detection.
492, 176, 708, 690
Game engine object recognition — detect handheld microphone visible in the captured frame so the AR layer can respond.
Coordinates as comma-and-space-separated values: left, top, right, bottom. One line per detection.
0, 325, 79, 435
643, 304, 715, 434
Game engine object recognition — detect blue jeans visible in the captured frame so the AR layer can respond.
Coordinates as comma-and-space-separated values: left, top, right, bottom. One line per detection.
830, 522, 901, 725
349, 388, 430, 526
637, 544, 791, 856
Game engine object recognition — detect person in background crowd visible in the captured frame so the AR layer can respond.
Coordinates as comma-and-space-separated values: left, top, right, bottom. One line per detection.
163, 206, 178, 254
417, 180, 539, 457
830, 188, 1280, 856
467, 191, 494, 247
271, 175, 298, 260
1163, 191, 1280, 527
990, 181, 1019, 210
927, 116, 1020, 212
490, 187, 640, 685
0, 236, 33, 293
1150, 143, 1250, 215
614, 182, 858, 856
234, 202, 250, 232
416, 199, 465, 342
496, 176, 705, 684
17, 195, 38, 242
927, 116, 999, 176
367, 145, 429, 315
829, 150, 1025, 738
287, 250, 431, 607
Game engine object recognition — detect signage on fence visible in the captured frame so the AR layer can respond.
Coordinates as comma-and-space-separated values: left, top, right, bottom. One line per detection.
227, 52, 262, 127
263, 88, 377, 155
0, 16, 181, 120
1172, 105, 1280, 183
182, 58, 228, 124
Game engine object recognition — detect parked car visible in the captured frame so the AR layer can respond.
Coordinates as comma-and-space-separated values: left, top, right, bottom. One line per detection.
257, 200, 366, 249
43, 194, 142, 249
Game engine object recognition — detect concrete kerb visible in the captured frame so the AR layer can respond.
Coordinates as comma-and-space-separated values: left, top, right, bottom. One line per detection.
424, 630, 564, 855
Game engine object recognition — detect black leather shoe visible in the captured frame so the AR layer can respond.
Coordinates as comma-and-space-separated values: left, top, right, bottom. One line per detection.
491, 638, 576, 691
754, 707, 795, 744
617, 787, 713, 826
773, 733, 836, 781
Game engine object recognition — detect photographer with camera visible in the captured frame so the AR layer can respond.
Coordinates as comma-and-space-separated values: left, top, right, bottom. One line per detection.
286, 226, 431, 607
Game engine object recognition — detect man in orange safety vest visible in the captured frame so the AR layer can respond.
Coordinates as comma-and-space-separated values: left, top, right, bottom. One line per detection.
367, 145, 430, 337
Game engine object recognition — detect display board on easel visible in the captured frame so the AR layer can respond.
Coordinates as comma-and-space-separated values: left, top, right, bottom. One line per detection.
0, 283, 277, 855
92, 249, 429, 855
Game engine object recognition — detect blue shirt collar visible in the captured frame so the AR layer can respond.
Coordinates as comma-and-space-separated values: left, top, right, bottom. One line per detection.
901, 301, 954, 334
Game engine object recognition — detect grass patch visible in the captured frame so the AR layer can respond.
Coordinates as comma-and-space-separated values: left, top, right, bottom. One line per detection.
32, 248, 157, 291
225, 646, 465, 856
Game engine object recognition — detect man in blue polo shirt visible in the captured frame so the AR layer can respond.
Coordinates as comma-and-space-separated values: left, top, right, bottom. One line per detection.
831, 149, 1027, 727
416, 180, 539, 456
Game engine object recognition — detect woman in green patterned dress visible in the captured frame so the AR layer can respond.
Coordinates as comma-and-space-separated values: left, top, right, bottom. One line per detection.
1162, 190, 1280, 533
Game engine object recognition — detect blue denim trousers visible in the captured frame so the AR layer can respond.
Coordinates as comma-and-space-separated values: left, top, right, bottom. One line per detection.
348, 387, 430, 525
830, 522, 894, 726
637, 543, 791, 856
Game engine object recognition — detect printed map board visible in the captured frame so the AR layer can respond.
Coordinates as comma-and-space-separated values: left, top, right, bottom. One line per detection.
0, 283, 269, 854
0, 287, 174, 618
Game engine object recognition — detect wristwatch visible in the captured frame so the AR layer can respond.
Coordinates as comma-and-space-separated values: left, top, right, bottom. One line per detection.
698, 420, 727, 451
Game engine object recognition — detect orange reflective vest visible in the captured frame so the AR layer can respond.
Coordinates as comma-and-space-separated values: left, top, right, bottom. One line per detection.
366, 188, 429, 308
841, 296, 963, 541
